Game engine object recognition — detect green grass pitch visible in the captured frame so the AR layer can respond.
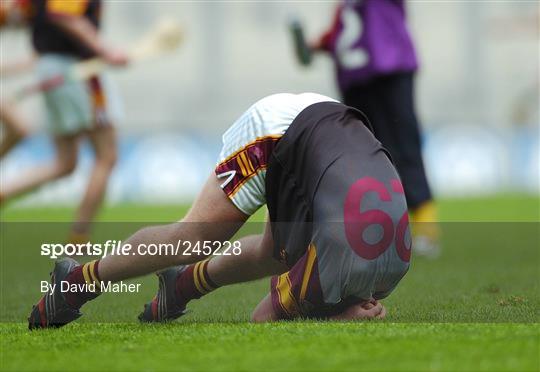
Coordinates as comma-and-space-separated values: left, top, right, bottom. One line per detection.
0, 194, 539, 371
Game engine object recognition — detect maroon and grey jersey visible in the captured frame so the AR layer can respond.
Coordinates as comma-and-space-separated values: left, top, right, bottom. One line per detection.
265, 101, 411, 317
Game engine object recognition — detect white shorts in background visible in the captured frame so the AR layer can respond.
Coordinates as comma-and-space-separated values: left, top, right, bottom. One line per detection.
36, 54, 123, 136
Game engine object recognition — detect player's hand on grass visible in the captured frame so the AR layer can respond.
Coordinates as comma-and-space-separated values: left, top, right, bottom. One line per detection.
331, 299, 386, 321
358, 300, 386, 320
371, 300, 387, 319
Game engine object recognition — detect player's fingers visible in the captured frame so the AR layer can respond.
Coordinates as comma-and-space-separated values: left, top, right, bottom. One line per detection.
362, 302, 374, 310
362, 301, 383, 319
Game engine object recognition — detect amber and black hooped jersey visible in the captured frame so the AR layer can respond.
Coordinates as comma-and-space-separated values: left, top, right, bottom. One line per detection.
30, 0, 102, 59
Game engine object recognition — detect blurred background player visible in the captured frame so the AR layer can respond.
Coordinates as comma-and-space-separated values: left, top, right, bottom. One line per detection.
0, 0, 33, 157
0, 0, 128, 243
304, 0, 439, 255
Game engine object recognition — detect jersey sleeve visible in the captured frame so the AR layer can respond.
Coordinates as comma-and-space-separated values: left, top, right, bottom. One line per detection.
215, 136, 279, 215
46, 0, 88, 17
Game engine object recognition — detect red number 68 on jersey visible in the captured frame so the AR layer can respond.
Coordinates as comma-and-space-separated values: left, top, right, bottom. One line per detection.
344, 177, 411, 262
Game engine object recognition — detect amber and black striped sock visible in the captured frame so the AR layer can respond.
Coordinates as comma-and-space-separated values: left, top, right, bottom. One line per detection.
64, 260, 102, 309
175, 259, 219, 308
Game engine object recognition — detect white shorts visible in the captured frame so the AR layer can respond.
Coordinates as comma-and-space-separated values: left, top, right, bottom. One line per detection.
214, 93, 337, 215
36, 54, 123, 135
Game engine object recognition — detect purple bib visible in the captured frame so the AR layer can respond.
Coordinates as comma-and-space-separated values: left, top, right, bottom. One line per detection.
323, 0, 418, 91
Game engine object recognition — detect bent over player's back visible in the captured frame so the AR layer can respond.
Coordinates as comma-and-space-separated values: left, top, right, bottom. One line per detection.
263, 99, 411, 318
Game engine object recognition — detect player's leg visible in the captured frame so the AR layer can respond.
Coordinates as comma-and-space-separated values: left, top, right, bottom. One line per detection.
29, 173, 252, 328
1, 55, 87, 204
380, 73, 439, 254
68, 173, 249, 287
379, 72, 432, 210
206, 219, 287, 285
0, 134, 78, 201
139, 217, 288, 322
175, 220, 287, 302
69, 125, 117, 242
99, 174, 249, 280
0, 103, 29, 158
